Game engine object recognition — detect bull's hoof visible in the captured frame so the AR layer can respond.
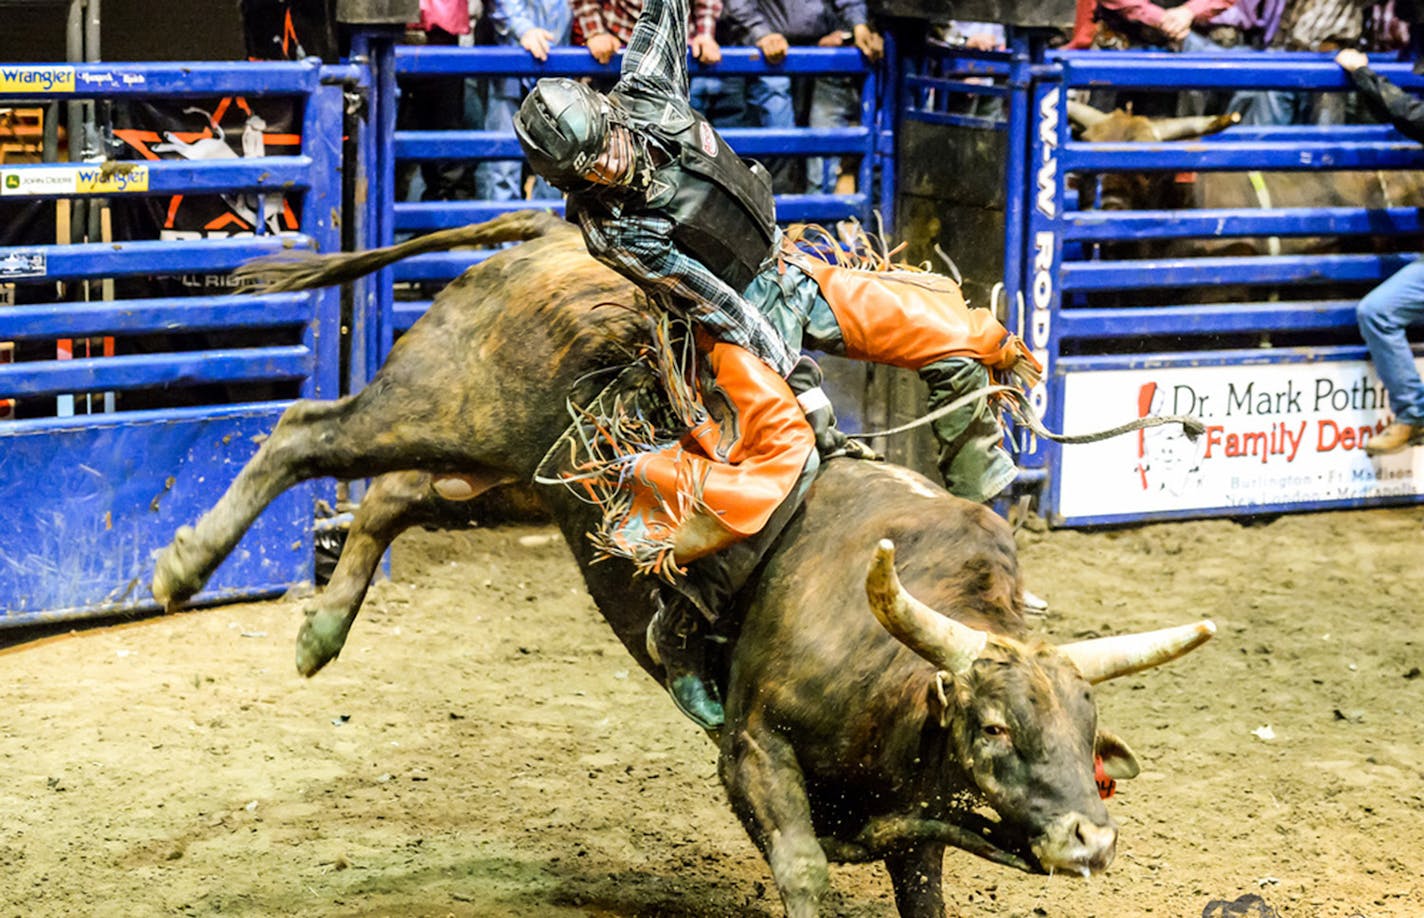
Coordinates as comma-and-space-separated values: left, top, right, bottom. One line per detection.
151, 526, 208, 611
295, 609, 355, 677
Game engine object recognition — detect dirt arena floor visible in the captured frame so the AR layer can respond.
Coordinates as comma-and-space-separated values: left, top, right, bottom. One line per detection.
2, 506, 1422, 918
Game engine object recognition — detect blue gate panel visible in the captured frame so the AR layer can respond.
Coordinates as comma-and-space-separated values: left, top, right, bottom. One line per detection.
0, 406, 312, 625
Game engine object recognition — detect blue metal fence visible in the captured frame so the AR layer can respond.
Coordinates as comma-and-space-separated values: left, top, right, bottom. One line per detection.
0, 60, 344, 623
908, 44, 1424, 526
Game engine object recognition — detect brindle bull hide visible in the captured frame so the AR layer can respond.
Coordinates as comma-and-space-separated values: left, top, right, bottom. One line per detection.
152, 211, 1214, 917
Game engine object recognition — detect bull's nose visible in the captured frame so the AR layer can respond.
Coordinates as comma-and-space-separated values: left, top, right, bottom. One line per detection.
1032, 812, 1117, 876
1071, 815, 1117, 872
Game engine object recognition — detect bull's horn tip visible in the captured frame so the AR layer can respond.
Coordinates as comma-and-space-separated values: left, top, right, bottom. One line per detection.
1200, 620, 1218, 637
877, 538, 895, 553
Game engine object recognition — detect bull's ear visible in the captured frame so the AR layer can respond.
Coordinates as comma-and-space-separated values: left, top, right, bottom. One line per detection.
932, 671, 957, 729
1095, 728, 1141, 780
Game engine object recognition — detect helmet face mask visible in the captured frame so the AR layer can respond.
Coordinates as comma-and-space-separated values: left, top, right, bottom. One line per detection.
516, 78, 624, 190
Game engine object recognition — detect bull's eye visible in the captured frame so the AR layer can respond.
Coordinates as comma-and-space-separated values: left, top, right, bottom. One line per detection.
982, 723, 1009, 738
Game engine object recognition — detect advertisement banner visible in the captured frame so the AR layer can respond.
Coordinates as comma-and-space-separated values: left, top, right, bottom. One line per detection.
1057, 358, 1424, 520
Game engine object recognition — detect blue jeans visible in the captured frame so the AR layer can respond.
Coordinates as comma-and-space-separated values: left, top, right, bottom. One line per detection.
689, 76, 748, 127
477, 77, 559, 202
1358, 259, 1424, 424
807, 76, 860, 193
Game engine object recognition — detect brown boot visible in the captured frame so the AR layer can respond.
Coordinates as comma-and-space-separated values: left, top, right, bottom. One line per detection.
1365, 421, 1424, 456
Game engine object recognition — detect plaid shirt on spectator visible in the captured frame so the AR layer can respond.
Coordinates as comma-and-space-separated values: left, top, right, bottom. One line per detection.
574, 0, 721, 45
570, 0, 798, 376
1274, 0, 1370, 49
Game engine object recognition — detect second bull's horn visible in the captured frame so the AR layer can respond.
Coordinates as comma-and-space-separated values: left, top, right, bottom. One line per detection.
866, 539, 987, 674
1059, 620, 1217, 684
1066, 100, 1111, 130
1150, 111, 1242, 142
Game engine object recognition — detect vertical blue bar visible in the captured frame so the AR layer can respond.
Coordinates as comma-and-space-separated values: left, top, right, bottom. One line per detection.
875, 34, 896, 231
1023, 74, 1068, 520
305, 73, 345, 401
1001, 32, 1032, 455
348, 32, 376, 394
375, 37, 399, 369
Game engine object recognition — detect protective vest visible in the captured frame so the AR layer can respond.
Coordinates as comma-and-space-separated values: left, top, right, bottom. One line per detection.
611, 87, 777, 292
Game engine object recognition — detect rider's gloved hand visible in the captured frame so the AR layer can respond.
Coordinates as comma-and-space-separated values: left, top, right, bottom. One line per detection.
786, 356, 880, 460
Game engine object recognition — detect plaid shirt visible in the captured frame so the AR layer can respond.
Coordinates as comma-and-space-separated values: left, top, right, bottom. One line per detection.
571, 0, 798, 377
574, 0, 721, 45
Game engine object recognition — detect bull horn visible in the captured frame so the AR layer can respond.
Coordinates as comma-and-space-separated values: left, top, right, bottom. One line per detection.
1066, 100, 1110, 130
1150, 111, 1241, 142
865, 539, 987, 674
1059, 620, 1217, 684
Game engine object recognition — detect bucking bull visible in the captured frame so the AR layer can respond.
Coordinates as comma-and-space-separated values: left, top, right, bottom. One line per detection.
151, 210, 1214, 917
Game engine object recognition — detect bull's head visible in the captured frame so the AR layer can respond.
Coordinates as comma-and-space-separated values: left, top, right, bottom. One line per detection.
1065, 102, 1241, 217
865, 539, 1214, 877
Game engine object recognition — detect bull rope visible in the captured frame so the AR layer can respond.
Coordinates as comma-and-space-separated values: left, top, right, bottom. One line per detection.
847, 382, 1205, 445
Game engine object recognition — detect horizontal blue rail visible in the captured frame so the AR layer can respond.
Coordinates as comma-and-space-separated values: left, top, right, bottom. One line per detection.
1057, 300, 1359, 339
392, 251, 495, 282
0, 346, 312, 398
390, 194, 863, 232
1052, 51, 1424, 92
394, 127, 872, 161
0, 157, 314, 198
1060, 252, 1418, 291
1062, 141, 1424, 172
394, 200, 561, 231
0, 293, 312, 341
0, 61, 322, 98
394, 45, 870, 77
1062, 206, 1424, 242
0, 237, 314, 282
1056, 342, 1374, 374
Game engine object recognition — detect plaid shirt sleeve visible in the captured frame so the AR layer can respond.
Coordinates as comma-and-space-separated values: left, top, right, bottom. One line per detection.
618, 0, 691, 97
691, 0, 721, 38
578, 208, 798, 377
573, 0, 609, 39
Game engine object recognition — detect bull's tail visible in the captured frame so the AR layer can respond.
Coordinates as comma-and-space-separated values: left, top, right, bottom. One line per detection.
234, 209, 570, 293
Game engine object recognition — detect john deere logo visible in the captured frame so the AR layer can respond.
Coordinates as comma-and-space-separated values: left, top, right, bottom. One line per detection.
3, 175, 18, 190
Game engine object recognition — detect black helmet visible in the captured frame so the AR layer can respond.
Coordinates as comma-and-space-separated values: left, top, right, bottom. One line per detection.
514, 78, 613, 190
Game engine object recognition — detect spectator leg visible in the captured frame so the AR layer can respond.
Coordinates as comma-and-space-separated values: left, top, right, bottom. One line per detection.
746, 74, 799, 193
476, 77, 526, 203
1358, 261, 1424, 424
806, 76, 859, 194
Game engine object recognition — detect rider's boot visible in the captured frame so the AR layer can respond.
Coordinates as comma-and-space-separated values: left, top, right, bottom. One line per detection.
646, 588, 724, 731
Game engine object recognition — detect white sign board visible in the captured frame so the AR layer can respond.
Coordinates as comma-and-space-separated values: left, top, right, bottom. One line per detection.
1057, 359, 1424, 520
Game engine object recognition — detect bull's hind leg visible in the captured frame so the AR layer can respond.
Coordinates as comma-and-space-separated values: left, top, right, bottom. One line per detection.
152, 394, 472, 611
720, 726, 829, 918
295, 469, 513, 676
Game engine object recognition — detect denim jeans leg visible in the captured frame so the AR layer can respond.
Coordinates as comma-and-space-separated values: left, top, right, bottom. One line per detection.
747, 75, 799, 191
476, 78, 525, 202
807, 76, 859, 193
1358, 260, 1424, 424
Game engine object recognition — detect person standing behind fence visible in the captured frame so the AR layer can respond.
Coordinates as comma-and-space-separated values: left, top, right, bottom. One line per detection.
1336, 47, 1424, 454
573, 0, 724, 65
1088, 0, 1243, 116
477, 0, 573, 201
721, 0, 881, 192
1236, 0, 1372, 125
399, 0, 478, 202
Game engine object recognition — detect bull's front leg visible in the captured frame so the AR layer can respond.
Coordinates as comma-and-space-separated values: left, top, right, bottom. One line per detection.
719, 725, 829, 918
884, 843, 947, 918
153, 398, 350, 610
152, 392, 472, 611
295, 468, 513, 676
